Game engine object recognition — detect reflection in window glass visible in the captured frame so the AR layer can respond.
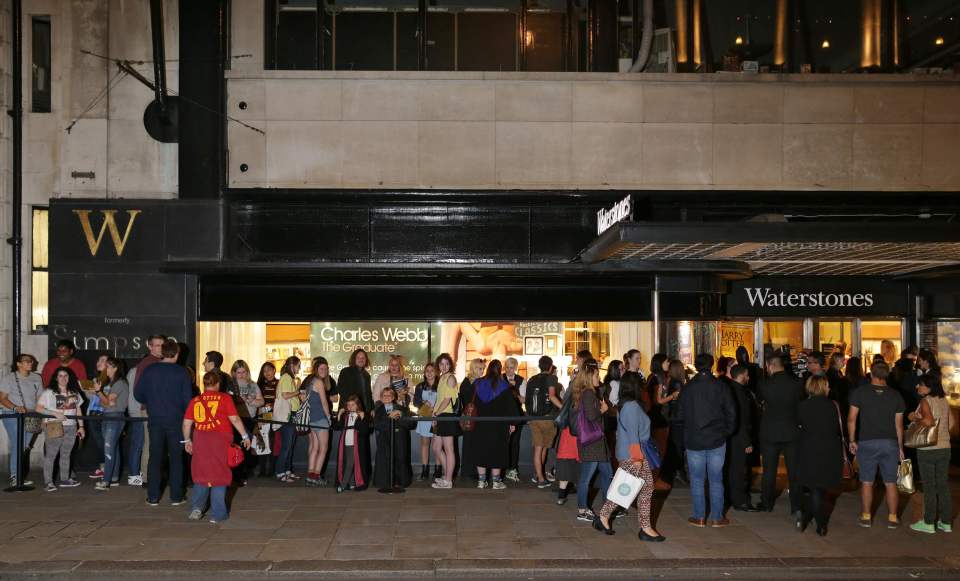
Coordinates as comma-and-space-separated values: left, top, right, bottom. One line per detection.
861, 320, 902, 366
763, 320, 803, 365
935, 321, 960, 402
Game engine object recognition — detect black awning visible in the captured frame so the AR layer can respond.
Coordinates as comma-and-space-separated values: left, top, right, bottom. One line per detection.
581, 221, 960, 276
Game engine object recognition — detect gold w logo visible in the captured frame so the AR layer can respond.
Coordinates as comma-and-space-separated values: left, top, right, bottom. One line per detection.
73, 210, 142, 256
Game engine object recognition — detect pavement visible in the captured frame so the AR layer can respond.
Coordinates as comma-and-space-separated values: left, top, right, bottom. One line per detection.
0, 469, 958, 579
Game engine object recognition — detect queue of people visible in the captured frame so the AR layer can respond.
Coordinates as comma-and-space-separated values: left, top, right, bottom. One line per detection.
0, 338, 954, 539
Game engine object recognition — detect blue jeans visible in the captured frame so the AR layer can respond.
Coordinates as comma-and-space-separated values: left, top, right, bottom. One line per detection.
577, 460, 613, 510
2, 413, 30, 480
687, 444, 726, 521
126, 421, 145, 477
147, 422, 185, 503
191, 485, 228, 521
100, 414, 125, 483
276, 424, 297, 476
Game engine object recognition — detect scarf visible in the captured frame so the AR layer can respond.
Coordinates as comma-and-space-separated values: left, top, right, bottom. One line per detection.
476, 377, 509, 404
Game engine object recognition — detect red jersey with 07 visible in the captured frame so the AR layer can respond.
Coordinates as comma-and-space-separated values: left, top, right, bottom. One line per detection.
185, 392, 237, 434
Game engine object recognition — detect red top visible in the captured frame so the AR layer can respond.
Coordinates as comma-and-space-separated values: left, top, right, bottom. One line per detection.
41, 358, 89, 387
184, 391, 238, 434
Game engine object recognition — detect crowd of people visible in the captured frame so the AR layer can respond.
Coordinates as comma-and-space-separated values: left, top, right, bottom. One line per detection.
0, 337, 954, 540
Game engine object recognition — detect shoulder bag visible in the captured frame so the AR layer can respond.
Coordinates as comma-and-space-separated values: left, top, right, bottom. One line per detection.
576, 402, 604, 448
44, 419, 64, 440
271, 391, 291, 432
459, 383, 479, 432
554, 394, 572, 431
833, 401, 854, 480
291, 398, 311, 434
14, 376, 42, 434
904, 403, 939, 449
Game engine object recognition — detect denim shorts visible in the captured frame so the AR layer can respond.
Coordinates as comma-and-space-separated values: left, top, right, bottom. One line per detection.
856, 439, 899, 484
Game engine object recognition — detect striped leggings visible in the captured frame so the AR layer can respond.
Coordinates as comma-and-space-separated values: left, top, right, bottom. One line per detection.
598, 458, 654, 529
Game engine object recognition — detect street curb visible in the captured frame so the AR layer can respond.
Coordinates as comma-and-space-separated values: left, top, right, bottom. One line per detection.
0, 557, 957, 579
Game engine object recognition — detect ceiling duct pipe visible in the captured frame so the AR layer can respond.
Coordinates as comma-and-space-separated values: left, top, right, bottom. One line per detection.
629, 0, 654, 71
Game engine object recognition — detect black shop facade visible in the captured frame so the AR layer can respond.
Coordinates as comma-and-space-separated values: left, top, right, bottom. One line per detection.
47, 192, 960, 401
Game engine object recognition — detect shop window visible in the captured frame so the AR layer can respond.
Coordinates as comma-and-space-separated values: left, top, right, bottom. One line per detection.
817, 321, 853, 357
31, 207, 49, 332
762, 320, 804, 366
525, 7, 565, 71
32, 16, 52, 113
934, 321, 960, 401
861, 320, 902, 366
718, 321, 755, 360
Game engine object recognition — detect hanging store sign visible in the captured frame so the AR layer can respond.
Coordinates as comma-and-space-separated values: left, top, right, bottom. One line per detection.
596, 195, 633, 236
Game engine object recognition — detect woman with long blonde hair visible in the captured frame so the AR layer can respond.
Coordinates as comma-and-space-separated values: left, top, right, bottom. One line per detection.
571, 359, 612, 523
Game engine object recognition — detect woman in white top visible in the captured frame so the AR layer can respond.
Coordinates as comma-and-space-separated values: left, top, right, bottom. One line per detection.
36, 368, 86, 491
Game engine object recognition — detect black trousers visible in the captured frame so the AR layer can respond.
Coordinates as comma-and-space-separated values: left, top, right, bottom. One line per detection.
508, 423, 523, 471
147, 423, 185, 504
760, 440, 801, 513
801, 485, 828, 529
725, 441, 751, 507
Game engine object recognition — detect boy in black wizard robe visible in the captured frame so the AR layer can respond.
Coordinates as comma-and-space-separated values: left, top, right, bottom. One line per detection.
373, 387, 414, 489
334, 394, 371, 492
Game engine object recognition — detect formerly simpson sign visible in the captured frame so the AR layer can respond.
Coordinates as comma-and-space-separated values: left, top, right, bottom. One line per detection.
597, 195, 633, 235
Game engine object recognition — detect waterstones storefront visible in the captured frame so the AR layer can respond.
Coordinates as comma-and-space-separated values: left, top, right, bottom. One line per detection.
46, 192, 960, 405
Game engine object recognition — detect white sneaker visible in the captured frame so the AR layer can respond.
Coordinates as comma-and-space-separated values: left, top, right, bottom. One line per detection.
188, 509, 203, 520
94, 481, 109, 491
127, 475, 143, 486
431, 479, 452, 489
505, 469, 520, 482
477, 480, 489, 489
492, 480, 507, 490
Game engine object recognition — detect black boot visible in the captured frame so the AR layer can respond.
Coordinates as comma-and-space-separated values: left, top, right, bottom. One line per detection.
418, 465, 430, 481
433, 465, 443, 480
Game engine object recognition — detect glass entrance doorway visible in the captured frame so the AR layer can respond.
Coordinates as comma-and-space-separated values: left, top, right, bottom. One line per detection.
861, 320, 903, 366
762, 320, 804, 365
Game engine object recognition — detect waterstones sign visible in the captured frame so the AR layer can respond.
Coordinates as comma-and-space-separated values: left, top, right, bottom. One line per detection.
727, 279, 906, 316
744, 288, 875, 309
597, 194, 633, 236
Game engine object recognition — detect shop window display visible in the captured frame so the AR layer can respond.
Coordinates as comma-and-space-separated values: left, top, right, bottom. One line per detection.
861, 320, 902, 366
935, 321, 960, 403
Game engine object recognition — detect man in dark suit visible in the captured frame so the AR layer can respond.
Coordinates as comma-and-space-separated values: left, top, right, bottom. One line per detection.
757, 352, 805, 517
726, 365, 758, 512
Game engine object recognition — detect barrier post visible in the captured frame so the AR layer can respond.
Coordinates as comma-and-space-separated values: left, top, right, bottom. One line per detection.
3, 412, 34, 492
378, 416, 404, 494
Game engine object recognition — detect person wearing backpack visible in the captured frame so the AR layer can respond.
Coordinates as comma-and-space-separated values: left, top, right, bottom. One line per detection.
524, 356, 563, 488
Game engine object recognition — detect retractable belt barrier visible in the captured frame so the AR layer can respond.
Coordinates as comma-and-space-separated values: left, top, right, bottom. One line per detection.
2, 411, 555, 493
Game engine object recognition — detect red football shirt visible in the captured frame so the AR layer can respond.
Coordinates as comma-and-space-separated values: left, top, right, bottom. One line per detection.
184, 391, 238, 434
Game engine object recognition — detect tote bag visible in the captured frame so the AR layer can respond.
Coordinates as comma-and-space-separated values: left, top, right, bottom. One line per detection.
606, 466, 645, 509
271, 393, 291, 432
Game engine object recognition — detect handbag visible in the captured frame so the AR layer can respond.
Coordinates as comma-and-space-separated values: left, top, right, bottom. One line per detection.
417, 401, 434, 418
606, 466, 645, 509
271, 392, 291, 431
554, 394, 572, 431
576, 402, 604, 448
904, 404, 939, 449
896, 459, 915, 494
227, 443, 245, 468
833, 401, 854, 479
14, 376, 42, 434
291, 398, 311, 433
459, 384, 479, 432
641, 440, 661, 471
44, 420, 64, 440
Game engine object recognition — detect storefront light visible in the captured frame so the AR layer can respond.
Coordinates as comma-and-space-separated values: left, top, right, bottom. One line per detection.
735, 35, 744, 45
821, 39, 830, 49
934, 36, 945, 46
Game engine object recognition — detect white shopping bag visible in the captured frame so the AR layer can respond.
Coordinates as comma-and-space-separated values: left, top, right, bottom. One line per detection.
606, 466, 645, 509
253, 422, 272, 456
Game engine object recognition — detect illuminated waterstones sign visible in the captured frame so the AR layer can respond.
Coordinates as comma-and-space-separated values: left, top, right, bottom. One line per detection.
744, 288, 875, 308
597, 195, 633, 236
